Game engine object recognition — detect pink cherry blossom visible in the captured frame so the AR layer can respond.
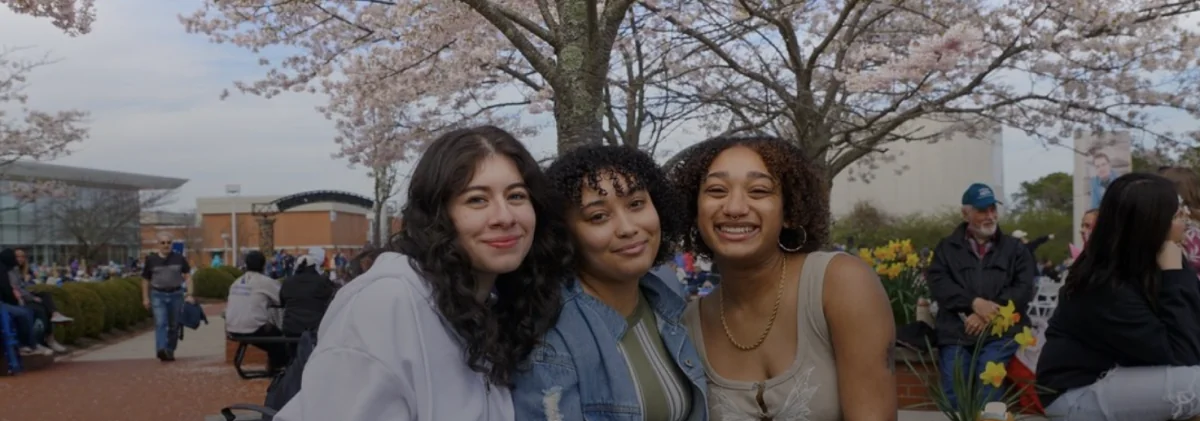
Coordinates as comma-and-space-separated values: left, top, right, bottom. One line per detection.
642, 0, 1200, 181
180, 0, 692, 156
0, 0, 91, 203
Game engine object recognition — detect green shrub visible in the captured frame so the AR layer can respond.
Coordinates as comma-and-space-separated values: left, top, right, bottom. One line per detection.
193, 267, 236, 300
63, 283, 106, 338
27, 278, 153, 345
218, 265, 244, 279
833, 202, 1073, 263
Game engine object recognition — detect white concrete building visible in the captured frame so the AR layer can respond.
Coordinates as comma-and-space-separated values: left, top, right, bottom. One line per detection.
829, 118, 1005, 217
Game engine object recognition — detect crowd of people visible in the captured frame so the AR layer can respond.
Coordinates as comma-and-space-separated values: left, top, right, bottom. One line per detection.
200, 127, 1200, 421
9, 125, 1200, 421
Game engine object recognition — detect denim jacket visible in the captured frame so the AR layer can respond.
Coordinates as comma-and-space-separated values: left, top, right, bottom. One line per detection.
512, 272, 709, 421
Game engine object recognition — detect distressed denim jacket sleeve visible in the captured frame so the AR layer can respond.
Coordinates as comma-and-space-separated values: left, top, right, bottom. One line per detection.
512, 329, 584, 421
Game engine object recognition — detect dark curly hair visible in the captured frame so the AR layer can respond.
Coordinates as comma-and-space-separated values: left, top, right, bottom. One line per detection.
545, 145, 687, 267
666, 135, 829, 256
391, 125, 570, 387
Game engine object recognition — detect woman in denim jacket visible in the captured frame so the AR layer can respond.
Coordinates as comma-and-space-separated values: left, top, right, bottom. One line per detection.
512, 145, 708, 421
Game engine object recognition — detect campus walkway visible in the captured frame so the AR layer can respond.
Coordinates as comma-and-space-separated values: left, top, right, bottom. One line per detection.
0, 303, 270, 421
0, 302, 1046, 421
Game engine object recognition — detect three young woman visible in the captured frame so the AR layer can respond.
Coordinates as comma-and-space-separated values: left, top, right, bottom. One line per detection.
277, 127, 898, 420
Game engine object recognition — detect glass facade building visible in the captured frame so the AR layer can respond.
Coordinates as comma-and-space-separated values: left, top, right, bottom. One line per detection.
0, 161, 186, 265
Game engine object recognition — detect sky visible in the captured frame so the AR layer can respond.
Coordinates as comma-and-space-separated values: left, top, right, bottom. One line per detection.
0, 0, 1108, 211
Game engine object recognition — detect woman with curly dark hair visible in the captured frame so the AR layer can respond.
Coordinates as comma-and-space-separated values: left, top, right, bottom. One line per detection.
275, 126, 571, 421
512, 145, 708, 421
667, 136, 895, 420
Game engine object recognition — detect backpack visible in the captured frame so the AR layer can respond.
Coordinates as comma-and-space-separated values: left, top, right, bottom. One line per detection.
220, 331, 317, 421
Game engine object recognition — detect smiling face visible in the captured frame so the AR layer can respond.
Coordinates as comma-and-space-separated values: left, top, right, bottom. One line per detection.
449, 154, 537, 277
696, 146, 785, 262
569, 171, 661, 284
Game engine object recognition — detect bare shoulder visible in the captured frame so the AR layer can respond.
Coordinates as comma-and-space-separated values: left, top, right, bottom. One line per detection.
822, 253, 884, 299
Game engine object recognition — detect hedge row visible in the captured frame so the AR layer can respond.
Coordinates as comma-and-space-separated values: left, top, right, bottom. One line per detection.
193, 267, 237, 300
28, 277, 152, 345
217, 265, 243, 280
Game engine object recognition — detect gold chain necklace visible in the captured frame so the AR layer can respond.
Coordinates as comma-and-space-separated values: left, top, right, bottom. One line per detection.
719, 257, 787, 351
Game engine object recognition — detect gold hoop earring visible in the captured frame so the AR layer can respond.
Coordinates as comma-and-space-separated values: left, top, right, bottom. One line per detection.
778, 227, 807, 253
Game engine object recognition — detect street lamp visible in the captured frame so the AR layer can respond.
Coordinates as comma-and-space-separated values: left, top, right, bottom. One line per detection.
225, 184, 241, 267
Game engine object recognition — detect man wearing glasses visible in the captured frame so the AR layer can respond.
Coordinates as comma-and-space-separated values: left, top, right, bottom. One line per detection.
142, 232, 194, 361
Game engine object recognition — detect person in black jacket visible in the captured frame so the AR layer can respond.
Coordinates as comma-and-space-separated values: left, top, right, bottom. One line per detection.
1037, 173, 1200, 421
927, 183, 1036, 407
278, 253, 335, 336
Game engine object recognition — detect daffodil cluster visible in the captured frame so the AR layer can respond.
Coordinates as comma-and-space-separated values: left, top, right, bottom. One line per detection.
978, 300, 1037, 389
857, 239, 931, 325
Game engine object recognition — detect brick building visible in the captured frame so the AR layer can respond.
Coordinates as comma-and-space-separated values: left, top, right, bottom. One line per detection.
194, 191, 387, 266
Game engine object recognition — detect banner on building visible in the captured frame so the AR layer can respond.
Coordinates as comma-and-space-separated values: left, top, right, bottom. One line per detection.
1073, 131, 1132, 245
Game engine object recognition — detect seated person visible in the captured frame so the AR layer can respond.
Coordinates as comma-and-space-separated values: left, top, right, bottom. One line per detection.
927, 183, 1035, 407
225, 251, 289, 373
1038, 173, 1200, 421
278, 253, 335, 337
0, 267, 49, 356
11, 249, 70, 354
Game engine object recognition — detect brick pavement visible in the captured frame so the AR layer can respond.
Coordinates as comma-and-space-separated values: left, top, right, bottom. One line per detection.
0, 303, 270, 421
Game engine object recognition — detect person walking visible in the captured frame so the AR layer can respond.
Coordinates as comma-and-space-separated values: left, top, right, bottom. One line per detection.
141, 232, 194, 361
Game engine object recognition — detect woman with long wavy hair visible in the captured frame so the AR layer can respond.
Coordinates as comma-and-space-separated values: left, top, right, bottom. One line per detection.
512, 145, 708, 420
1037, 173, 1200, 421
667, 136, 896, 420
275, 126, 571, 421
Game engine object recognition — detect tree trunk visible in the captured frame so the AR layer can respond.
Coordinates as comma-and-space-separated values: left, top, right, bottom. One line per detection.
552, 0, 615, 154
370, 165, 397, 246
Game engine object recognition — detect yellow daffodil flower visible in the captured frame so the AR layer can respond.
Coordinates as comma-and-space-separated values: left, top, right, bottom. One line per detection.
979, 361, 1007, 388
990, 300, 1019, 337
1015, 326, 1037, 350
885, 263, 904, 279
858, 248, 873, 263
905, 253, 920, 268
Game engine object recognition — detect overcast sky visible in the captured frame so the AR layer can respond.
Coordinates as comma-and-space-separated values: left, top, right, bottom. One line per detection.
0, 0, 1143, 211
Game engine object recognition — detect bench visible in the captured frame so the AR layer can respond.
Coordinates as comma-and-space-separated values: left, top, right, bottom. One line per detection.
226, 334, 301, 379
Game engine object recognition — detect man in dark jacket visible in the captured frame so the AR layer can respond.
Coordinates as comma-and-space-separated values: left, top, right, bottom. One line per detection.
279, 253, 335, 336
928, 183, 1036, 407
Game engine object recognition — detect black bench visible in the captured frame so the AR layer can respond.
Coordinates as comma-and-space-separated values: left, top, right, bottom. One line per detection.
227, 334, 301, 379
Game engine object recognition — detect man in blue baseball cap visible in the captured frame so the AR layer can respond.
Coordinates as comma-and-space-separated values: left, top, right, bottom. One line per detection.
926, 182, 1036, 407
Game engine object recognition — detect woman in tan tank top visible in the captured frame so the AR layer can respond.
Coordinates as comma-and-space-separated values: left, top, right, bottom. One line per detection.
666, 136, 897, 420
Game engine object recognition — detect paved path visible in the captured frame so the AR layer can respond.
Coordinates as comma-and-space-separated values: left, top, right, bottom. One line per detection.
0, 304, 269, 421
0, 301, 1047, 421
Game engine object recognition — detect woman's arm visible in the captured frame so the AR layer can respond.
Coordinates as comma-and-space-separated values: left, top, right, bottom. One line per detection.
274, 347, 412, 421
824, 254, 898, 421
511, 332, 584, 421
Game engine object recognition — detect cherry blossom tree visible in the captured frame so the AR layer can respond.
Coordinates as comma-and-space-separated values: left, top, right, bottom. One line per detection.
180, 0, 694, 155
1, 0, 93, 202
645, 0, 1200, 185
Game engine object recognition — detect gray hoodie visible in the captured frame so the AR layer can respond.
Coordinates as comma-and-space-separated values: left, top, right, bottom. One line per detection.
224, 271, 282, 334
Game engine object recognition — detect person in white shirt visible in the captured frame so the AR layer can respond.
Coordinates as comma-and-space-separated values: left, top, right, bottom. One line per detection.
275, 126, 572, 421
224, 251, 287, 373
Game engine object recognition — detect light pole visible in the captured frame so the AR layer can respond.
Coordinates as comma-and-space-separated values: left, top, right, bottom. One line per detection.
225, 184, 241, 267
384, 200, 398, 241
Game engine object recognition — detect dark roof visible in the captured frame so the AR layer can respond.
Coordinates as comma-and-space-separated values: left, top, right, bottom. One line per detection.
2, 161, 187, 190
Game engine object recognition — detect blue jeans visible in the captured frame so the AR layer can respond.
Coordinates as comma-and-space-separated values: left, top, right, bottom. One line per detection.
0, 302, 35, 347
939, 339, 1019, 408
150, 290, 184, 352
